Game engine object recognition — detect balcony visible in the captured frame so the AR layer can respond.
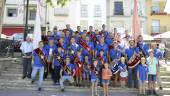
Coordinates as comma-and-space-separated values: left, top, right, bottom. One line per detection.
151, 26, 167, 35
54, 8, 69, 16
151, 6, 167, 15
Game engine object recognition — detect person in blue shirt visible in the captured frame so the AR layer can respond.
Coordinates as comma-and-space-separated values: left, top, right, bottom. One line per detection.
125, 38, 139, 88
90, 59, 99, 96
118, 56, 128, 88
31, 41, 48, 91
96, 37, 108, 57
137, 35, 149, 57
81, 36, 94, 59
100, 24, 109, 38
53, 26, 61, 43
44, 39, 57, 79
53, 46, 65, 84
137, 57, 148, 95
69, 37, 80, 62
60, 57, 75, 92
64, 24, 74, 36
82, 55, 91, 86
74, 51, 84, 87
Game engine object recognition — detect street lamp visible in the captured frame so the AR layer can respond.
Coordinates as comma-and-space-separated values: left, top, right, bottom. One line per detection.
24, 0, 29, 41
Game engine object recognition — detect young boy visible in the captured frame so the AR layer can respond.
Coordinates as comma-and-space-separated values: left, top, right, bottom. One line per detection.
31, 41, 48, 91
147, 49, 159, 95
137, 57, 148, 95
118, 56, 128, 88
102, 63, 112, 96
90, 59, 99, 96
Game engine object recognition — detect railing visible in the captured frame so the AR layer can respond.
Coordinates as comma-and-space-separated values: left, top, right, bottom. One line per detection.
151, 26, 167, 35
54, 8, 69, 16
151, 6, 167, 15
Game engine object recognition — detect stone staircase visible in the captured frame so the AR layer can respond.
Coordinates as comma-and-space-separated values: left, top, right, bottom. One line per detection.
0, 58, 170, 95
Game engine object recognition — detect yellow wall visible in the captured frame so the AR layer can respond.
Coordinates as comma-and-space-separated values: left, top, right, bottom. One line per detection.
146, 0, 170, 35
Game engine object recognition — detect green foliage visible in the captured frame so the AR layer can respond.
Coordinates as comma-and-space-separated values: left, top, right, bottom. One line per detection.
46, 0, 70, 7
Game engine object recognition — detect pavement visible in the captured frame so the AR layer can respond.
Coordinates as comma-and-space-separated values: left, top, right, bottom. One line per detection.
0, 89, 139, 96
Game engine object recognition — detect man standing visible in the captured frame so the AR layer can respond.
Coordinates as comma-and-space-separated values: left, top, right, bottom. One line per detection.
20, 36, 33, 79
31, 41, 48, 91
125, 38, 139, 88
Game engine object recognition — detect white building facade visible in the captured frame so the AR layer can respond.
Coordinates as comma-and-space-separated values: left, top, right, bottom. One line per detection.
106, 0, 147, 34
48, 0, 107, 31
3, 0, 46, 36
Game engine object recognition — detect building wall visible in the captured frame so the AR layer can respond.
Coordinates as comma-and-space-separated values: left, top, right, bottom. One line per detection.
48, 0, 106, 31
107, 0, 147, 34
146, 0, 170, 35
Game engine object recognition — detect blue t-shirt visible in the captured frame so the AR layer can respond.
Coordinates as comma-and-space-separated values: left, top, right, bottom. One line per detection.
63, 63, 75, 76
32, 48, 48, 67
125, 47, 139, 60
137, 64, 148, 81
91, 66, 99, 80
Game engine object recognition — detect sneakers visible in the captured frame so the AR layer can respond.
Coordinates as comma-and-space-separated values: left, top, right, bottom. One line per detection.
22, 76, 26, 79
61, 89, 65, 92
38, 87, 42, 91
159, 87, 163, 90
31, 80, 35, 84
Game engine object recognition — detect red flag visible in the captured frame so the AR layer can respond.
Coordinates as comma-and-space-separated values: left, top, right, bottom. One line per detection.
132, 0, 141, 41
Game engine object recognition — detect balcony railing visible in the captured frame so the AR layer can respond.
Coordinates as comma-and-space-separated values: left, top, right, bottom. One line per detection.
54, 8, 69, 16
151, 26, 167, 35
151, 6, 167, 15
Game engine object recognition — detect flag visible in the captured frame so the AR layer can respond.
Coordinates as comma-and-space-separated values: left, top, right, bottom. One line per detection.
33, 0, 42, 49
164, 0, 170, 14
132, 0, 141, 41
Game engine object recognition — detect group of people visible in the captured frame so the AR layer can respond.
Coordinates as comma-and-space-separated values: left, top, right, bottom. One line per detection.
20, 24, 164, 96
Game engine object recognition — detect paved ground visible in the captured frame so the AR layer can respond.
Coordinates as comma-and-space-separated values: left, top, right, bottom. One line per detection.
0, 89, 138, 96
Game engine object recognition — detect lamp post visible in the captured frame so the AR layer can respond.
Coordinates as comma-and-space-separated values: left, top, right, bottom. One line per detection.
24, 0, 29, 41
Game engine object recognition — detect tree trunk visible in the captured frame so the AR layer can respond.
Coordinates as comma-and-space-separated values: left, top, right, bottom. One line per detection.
0, 0, 5, 38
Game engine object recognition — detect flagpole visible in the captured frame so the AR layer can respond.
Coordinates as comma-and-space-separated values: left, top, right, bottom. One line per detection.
24, 0, 29, 41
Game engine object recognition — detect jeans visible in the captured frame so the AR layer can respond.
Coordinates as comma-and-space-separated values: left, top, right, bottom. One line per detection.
60, 75, 74, 89
128, 66, 138, 88
31, 66, 44, 88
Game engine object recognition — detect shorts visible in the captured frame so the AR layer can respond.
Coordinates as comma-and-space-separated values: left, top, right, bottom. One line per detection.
148, 74, 156, 82
120, 76, 127, 81
102, 79, 110, 85
91, 79, 98, 83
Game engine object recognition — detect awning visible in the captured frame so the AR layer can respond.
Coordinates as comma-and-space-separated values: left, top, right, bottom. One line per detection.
2, 27, 24, 36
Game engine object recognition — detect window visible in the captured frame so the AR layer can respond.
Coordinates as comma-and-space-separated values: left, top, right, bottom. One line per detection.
152, 20, 160, 33
94, 5, 101, 17
152, 6, 160, 13
81, 5, 88, 17
29, 9, 36, 20
114, 1, 123, 15
7, 8, 17, 17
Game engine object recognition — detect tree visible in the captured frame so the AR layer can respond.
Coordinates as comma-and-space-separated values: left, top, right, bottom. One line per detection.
0, 0, 6, 38
46, 0, 71, 7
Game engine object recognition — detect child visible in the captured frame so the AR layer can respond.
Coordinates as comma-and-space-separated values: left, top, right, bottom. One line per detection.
102, 63, 112, 96
118, 56, 128, 88
147, 49, 158, 95
83, 55, 91, 87
90, 59, 99, 96
137, 57, 148, 95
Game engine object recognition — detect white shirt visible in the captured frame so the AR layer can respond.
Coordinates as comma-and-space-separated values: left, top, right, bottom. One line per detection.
20, 41, 33, 53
